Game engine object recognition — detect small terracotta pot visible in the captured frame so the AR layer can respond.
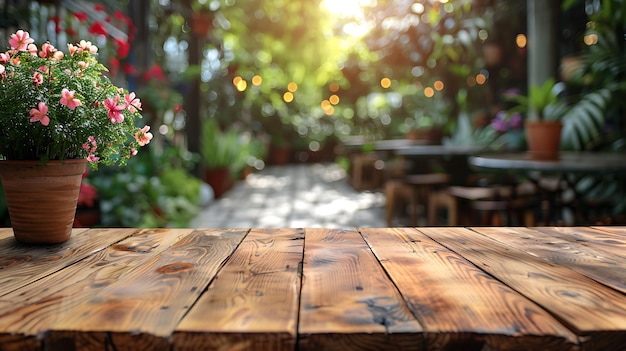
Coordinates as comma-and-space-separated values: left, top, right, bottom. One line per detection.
204, 167, 233, 198
525, 120, 562, 161
0, 159, 87, 244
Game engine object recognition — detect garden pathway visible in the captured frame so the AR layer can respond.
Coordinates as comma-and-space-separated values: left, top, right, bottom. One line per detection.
190, 163, 387, 228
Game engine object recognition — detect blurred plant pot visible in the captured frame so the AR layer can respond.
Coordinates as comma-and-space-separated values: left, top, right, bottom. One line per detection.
191, 11, 213, 36
269, 144, 291, 165
74, 205, 101, 228
525, 120, 562, 161
0, 159, 87, 244
406, 127, 443, 145
204, 167, 233, 198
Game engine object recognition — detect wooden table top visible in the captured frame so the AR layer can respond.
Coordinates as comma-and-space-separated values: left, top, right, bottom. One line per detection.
2, 226, 626, 350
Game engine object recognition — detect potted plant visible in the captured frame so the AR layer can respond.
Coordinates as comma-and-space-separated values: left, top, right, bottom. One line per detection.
0, 30, 152, 244
201, 119, 244, 198
507, 77, 610, 160
506, 78, 567, 160
405, 90, 451, 145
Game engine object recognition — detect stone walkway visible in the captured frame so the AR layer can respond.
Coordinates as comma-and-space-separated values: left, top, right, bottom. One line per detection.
190, 163, 387, 228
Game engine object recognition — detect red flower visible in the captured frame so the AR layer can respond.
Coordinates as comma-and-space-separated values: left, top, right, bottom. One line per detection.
123, 63, 137, 76
108, 57, 120, 77
114, 38, 130, 58
94, 4, 105, 12
88, 21, 108, 37
114, 10, 128, 21
73, 11, 88, 22
78, 182, 98, 208
142, 64, 166, 82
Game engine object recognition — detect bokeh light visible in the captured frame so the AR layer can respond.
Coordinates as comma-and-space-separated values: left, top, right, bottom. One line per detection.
380, 77, 391, 88
516, 34, 527, 48
424, 87, 435, 97
433, 80, 444, 91
283, 92, 294, 102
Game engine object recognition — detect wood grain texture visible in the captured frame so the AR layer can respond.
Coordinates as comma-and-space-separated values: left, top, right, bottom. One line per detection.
471, 227, 626, 294
0, 228, 247, 350
0, 228, 191, 333
0, 228, 134, 297
360, 228, 577, 351
299, 228, 422, 351
532, 226, 626, 260
49, 229, 247, 336
173, 228, 304, 351
2, 227, 626, 351
422, 227, 626, 351
0, 334, 39, 351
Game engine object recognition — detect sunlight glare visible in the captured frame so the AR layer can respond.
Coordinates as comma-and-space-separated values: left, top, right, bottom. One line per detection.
322, 0, 364, 18
322, 0, 372, 37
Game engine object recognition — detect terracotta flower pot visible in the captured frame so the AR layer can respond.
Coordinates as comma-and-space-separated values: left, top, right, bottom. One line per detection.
525, 120, 563, 161
0, 159, 87, 244
204, 167, 233, 199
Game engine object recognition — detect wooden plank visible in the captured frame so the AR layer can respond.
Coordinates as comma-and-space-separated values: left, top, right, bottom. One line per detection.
298, 228, 423, 351
592, 226, 626, 235
0, 228, 246, 351
360, 228, 577, 351
471, 227, 626, 294
173, 228, 304, 351
0, 228, 189, 330
421, 227, 626, 351
0, 228, 16, 240
529, 226, 626, 260
46, 228, 248, 350
0, 334, 39, 351
0, 228, 136, 297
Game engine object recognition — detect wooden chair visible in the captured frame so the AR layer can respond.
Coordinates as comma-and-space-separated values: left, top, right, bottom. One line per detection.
385, 173, 450, 226
349, 153, 384, 191
428, 179, 536, 226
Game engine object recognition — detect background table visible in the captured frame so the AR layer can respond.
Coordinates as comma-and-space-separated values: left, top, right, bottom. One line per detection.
470, 152, 626, 224
2, 227, 626, 350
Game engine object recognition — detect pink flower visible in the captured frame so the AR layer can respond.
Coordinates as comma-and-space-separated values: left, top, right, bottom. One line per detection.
60, 88, 82, 110
52, 51, 64, 60
32, 72, 43, 87
67, 43, 78, 56
104, 95, 125, 123
124, 92, 141, 113
134, 125, 153, 146
82, 135, 97, 153
29, 102, 50, 126
9, 30, 34, 51
27, 43, 37, 56
39, 43, 56, 58
0, 65, 5, 75
0, 53, 9, 63
86, 154, 100, 162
